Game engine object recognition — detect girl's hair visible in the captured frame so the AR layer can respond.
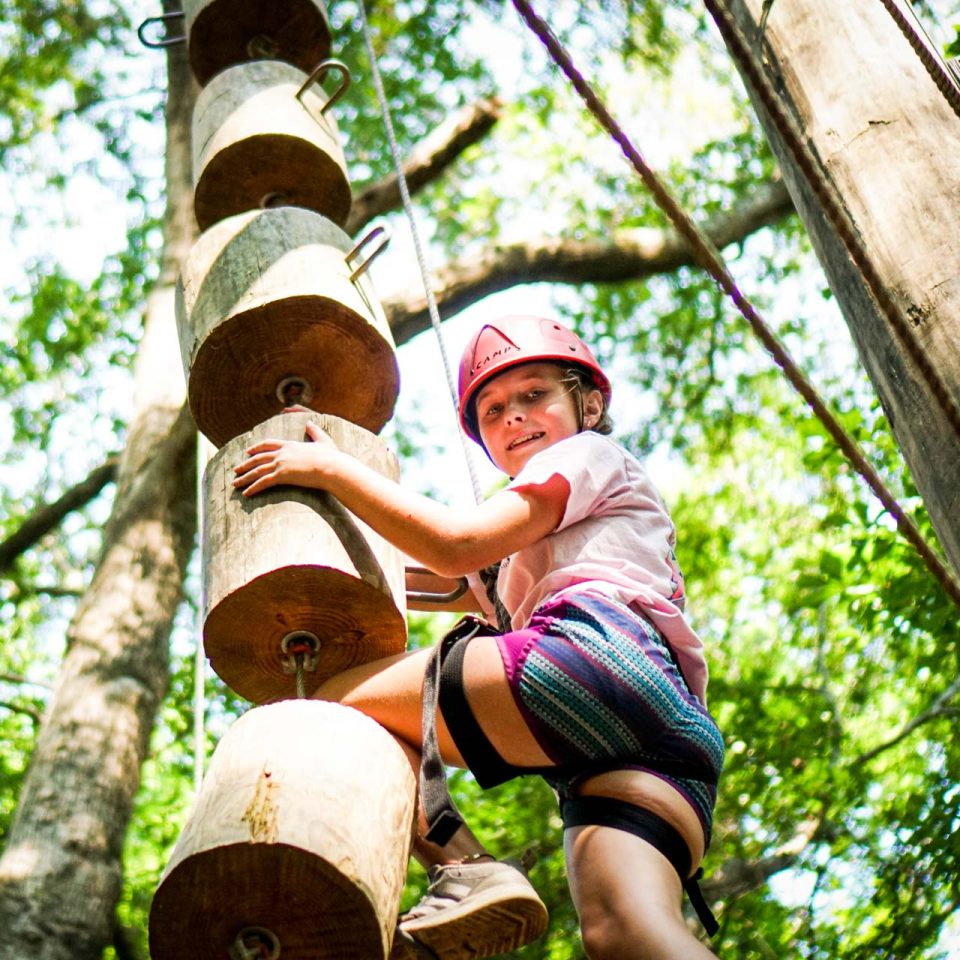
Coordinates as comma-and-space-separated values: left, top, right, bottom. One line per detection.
560, 365, 614, 435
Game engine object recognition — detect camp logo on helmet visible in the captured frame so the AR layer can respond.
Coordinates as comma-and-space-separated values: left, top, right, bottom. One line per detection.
472, 342, 520, 374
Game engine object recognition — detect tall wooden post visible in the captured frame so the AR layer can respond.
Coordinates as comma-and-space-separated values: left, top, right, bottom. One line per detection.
148, 3, 417, 956
717, 0, 960, 573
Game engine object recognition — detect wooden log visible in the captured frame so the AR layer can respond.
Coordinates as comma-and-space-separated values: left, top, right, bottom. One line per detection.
183, 0, 332, 87
721, 0, 960, 574
148, 700, 417, 960
203, 412, 407, 704
193, 60, 351, 231
176, 207, 400, 447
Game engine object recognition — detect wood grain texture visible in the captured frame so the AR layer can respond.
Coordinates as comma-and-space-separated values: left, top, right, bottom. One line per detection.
149, 700, 416, 960
725, 0, 960, 573
176, 207, 400, 446
183, 0, 332, 86
203, 412, 407, 703
193, 60, 351, 230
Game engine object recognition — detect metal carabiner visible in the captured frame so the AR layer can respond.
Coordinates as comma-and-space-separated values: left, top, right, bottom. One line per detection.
137, 11, 186, 49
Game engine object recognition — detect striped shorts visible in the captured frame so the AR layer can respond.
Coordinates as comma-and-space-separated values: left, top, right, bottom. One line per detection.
495, 591, 724, 842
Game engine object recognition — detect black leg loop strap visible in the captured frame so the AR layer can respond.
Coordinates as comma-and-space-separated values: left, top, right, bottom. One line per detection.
684, 868, 719, 938
420, 617, 498, 845
437, 627, 523, 789
562, 795, 719, 937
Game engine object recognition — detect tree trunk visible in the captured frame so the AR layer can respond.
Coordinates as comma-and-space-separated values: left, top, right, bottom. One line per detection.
715, 0, 960, 575
0, 13, 198, 959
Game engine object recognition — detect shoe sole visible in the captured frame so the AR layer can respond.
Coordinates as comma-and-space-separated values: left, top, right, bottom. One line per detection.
392, 885, 548, 959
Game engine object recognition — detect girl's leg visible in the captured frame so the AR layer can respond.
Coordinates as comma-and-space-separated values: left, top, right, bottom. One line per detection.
312, 636, 552, 865
565, 770, 717, 960
312, 635, 553, 768
312, 639, 549, 959
565, 825, 716, 960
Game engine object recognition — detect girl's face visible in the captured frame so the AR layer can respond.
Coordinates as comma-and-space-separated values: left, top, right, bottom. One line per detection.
474, 362, 602, 475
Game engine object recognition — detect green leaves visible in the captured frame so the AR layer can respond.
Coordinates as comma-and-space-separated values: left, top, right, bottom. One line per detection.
2, 1, 959, 957
0, 1, 131, 155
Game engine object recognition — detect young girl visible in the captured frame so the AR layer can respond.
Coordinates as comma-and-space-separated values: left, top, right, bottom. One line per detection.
233, 315, 724, 960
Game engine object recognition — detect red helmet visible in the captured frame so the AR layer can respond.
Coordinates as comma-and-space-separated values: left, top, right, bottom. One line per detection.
458, 315, 611, 442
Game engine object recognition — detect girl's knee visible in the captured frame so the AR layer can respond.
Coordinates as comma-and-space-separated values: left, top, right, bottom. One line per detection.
580, 903, 711, 960
579, 897, 633, 959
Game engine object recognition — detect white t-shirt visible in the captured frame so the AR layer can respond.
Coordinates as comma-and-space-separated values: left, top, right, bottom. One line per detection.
472, 431, 709, 704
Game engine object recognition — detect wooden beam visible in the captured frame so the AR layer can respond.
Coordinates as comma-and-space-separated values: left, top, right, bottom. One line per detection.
716, 0, 960, 576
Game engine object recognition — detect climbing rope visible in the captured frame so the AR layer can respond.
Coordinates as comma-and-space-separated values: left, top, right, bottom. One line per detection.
874, 0, 960, 120
509, 0, 960, 611
356, 0, 485, 506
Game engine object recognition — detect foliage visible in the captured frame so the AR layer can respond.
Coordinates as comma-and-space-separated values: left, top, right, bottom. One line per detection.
1, 1, 960, 959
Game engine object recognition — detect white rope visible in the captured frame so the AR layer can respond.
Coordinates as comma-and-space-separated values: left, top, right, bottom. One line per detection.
356, 0, 485, 505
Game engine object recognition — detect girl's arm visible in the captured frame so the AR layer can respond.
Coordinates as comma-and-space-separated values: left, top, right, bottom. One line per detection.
232, 422, 568, 578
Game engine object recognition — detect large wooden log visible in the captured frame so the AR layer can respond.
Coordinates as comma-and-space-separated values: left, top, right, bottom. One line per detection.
203, 412, 407, 704
176, 207, 400, 447
720, 0, 960, 574
148, 700, 417, 960
193, 59, 352, 231
183, 0, 332, 86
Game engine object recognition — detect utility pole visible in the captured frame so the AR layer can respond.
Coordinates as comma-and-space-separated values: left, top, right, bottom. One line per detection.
714, 0, 960, 576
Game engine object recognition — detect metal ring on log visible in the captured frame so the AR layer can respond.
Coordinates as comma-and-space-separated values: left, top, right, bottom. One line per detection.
183, 0, 332, 86
192, 60, 351, 231
148, 700, 417, 960
202, 412, 407, 704
176, 207, 400, 447
229, 927, 281, 960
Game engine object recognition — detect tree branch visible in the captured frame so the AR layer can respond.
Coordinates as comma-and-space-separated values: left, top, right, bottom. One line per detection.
345, 96, 503, 236
0, 700, 42, 725
849, 672, 960, 770
701, 816, 821, 904
385, 178, 795, 346
0, 457, 118, 572
12, 584, 84, 599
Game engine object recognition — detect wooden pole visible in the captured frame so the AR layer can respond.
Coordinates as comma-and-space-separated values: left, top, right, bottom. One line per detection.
717, 0, 960, 575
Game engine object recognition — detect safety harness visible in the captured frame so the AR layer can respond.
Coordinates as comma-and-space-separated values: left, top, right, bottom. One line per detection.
419, 616, 721, 936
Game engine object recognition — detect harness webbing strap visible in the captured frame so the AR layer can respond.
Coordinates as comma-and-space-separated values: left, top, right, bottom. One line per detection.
437, 625, 518, 789
421, 642, 464, 845
420, 616, 496, 844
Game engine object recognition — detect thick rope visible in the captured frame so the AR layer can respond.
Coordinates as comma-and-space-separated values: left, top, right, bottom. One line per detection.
356, 0, 484, 506
509, 0, 960, 611
874, 0, 960, 120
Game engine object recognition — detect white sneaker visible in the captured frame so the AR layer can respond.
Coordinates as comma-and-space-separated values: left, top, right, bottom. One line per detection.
390, 858, 548, 959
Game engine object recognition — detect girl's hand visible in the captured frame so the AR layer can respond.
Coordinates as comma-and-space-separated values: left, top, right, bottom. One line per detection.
232, 422, 340, 497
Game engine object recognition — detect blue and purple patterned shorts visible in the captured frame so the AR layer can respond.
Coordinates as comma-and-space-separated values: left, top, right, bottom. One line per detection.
495, 591, 724, 841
